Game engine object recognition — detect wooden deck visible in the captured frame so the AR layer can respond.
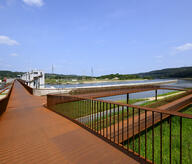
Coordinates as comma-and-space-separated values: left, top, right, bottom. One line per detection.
0, 81, 138, 164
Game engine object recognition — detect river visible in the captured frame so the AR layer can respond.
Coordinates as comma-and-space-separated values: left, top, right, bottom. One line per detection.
46, 79, 192, 101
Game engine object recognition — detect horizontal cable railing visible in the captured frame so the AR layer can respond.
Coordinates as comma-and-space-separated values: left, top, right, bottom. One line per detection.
47, 94, 192, 164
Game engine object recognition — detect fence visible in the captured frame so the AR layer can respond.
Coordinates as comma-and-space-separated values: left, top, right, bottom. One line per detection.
0, 82, 14, 116
47, 93, 192, 164
17, 79, 33, 94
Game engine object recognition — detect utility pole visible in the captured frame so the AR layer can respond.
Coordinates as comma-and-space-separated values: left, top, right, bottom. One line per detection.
91, 67, 94, 78
52, 64, 54, 74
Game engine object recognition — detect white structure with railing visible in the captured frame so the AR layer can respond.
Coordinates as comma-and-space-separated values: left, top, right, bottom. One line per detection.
21, 70, 45, 89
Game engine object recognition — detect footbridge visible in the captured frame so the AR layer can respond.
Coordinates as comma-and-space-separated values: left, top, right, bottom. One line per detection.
0, 80, 139, 164
1, 80, 192, 163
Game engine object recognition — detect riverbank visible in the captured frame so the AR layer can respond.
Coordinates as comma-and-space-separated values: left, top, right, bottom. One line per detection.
45, 78, 147, 85
34, 79, 178, 96
116, 91, 185, 106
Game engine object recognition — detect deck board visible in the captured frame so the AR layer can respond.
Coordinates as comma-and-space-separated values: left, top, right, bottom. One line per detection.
0, 81, 138, 164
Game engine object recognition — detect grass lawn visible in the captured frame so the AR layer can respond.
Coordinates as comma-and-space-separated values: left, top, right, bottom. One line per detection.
51, 91, 191, 130
140, 91, 190, 108
115, 91, 183, 107
116, 98, 147, 104
51, 98, 146, 119
157, 91, 180, 97
124, 106, 192, 164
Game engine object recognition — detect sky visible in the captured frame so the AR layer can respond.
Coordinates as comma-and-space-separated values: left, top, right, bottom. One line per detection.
0, 0, 192, 76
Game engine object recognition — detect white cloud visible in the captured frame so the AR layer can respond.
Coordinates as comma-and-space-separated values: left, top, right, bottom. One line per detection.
0, 35, 19, 46
10, 53, 19, 57
23, 0, 44, 7
155, 55, 163, 58
6, 64, 12, 67
175, 43, 192, 51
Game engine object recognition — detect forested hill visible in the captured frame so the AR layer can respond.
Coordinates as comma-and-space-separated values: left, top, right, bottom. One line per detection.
138, 67, 192, 78
0, 71, 24, 79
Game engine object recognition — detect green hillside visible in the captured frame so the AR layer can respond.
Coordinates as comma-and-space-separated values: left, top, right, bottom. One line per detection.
138, 67, 192, 78
0, 71, 24, 80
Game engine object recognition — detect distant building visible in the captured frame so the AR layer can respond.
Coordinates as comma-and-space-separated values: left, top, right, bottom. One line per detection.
21, 70, 45, 89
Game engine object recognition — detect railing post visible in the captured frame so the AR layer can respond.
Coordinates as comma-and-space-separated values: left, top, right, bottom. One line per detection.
113, 104, 115, 143
103, 102, 105, 137
138, 108, 141, 156
127, 105, 129, 151
122, 106, 124, 147
170, 116, 172, 164
160, 113, 162, 164
132, 107, 135, 152
180, 117, 182, 164
152, 111, 154, 163
110, 103, 112, 141
127, 93, 129, 104
145, 110, 147, 161
106, 103, 108, 139
155, 90, 158, 101
100, 101, 102, 135
118, 105, 120, 144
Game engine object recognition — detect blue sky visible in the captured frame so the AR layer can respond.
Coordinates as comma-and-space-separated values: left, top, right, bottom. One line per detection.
0, 0, 192, 76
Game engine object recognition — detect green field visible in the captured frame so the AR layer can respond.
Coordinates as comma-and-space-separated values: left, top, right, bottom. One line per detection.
140, 91, 190, 108
116, 98, 147, 104
52, 98, 146, 119
157, 91, 180, 97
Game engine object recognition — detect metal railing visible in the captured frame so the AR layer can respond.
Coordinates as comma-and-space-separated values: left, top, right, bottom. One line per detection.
17, 79, 33, 94
47, 94, 192, 164
0, 82, 14, 116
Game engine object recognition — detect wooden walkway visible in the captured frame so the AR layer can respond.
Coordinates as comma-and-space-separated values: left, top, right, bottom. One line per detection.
0, 81, 138, 164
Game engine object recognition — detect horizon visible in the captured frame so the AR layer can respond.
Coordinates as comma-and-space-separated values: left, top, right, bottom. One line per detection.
1, 0, 192, 76
1, 65, 192, 77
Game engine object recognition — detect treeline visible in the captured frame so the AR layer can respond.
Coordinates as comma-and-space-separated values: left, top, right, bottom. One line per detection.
139, 67, 192, 78
97, 73, 141, 80
0, 71, 24, 80
45, 73, 92, 80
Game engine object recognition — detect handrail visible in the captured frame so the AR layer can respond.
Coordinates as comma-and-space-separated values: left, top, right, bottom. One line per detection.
0, 82, 14, 116
47, 91, 192, 164
48, 93, 192, 119
17, 79, 33, 94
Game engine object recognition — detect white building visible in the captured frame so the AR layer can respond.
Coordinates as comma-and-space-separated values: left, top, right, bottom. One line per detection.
21, 70, 45, 89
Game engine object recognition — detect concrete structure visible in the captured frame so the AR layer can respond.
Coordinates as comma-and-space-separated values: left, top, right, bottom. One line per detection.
33, 88, 70, 96
32, 79, 178, 96
21, 70, 45, 89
